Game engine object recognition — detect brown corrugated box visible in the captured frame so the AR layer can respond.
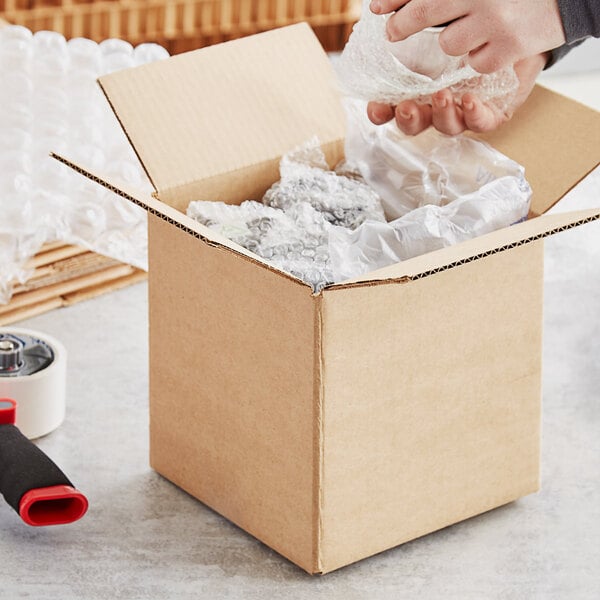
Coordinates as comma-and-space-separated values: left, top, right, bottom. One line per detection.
54, 24, 600, 574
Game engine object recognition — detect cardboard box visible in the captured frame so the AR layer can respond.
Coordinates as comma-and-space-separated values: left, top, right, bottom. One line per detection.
54, 24, 600, 574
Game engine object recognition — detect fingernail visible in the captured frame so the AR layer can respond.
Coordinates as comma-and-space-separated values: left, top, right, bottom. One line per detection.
463, 100, 474, 111
370, 0, 381, 13
436, 96, 448, 108
399, 110, 412, 120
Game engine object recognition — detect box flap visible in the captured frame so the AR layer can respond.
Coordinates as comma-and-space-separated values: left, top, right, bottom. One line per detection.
98, 23, 346, 205
51, 152, 307, 287
475, 85, 600, 217
332, 208, 600, 287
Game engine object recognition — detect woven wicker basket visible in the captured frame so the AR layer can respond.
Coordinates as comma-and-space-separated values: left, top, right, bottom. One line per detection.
0, 0, 360, 53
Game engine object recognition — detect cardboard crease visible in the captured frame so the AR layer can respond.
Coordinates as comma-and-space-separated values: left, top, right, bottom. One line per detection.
313, 294, 325, 573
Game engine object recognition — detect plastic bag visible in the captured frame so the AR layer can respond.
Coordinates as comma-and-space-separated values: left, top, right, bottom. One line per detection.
336, 1, 519, 112
328, 102, 532, 281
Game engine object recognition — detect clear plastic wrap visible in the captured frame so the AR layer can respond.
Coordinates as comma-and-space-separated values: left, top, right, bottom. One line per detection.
187, 199, 335, 291
188, 139, 387, 291
328, 103, 532, 281
187, 126, 531, 290
0, 26, 168, 304
336, 1, 519, 112
342, 100, 531, 220
264, 136, 386, 229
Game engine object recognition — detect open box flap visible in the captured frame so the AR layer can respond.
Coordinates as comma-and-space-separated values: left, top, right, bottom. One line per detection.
51, 152, 307, 286
98, 23, 346, 204
475, 85, 600, 217
331, 208, 600, 287
53, 151, 599, 292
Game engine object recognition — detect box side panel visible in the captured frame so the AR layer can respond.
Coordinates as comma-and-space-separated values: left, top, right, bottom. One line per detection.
476, 85, 600, 216
99, 23, 346, 199
157, 138, 345, 210
319, 241, 544, 573
147, 214, 317, 572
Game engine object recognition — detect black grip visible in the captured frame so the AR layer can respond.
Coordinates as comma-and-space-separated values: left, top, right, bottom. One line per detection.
0, 424, 72, 514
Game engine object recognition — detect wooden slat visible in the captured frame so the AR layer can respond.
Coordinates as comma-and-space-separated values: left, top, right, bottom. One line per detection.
0, 268, 146, 326
15, 251, 120, 293
0, 263, 135, 314
0, 297, 65, 327
24, 244, 88, 269
63, 268, 146, 305
0, 0, 360, 52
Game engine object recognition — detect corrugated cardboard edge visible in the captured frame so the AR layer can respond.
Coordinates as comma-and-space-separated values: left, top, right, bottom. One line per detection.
328, 209, 600, 289
51, 154, 600, 296
51, 153, 311, 291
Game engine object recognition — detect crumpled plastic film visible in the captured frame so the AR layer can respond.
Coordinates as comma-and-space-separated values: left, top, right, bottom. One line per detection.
0, 25, 167, 304
188, 126, 531, 290
264, 136, 386, 229
327, 103, 532, 282
343, 99, 532, 220
187, 138, 387, 292
336, 1, 519, 112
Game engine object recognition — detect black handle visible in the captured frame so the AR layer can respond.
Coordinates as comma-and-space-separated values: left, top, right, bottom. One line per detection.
0, 423, 87, 525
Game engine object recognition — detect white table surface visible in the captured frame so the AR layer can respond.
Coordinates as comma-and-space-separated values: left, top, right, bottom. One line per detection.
1, 72, 599, 599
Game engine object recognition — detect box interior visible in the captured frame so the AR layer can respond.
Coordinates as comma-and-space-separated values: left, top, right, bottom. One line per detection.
54, 22, 600, 290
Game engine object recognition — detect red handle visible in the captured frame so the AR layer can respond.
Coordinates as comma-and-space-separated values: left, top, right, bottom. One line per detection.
19, 485, 88, 527
0, 398, 17, 426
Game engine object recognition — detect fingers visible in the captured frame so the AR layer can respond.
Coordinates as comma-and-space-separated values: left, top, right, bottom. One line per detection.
384, 0, 466, 42
467, 43, 512, 75
461, 94, 503, 133
394, 101, 432, 135
367, 102, 395, 125
431, 90, 465, 135
438, 18, 487, 57
369, 0, 410, 14
368, 90, 512, 136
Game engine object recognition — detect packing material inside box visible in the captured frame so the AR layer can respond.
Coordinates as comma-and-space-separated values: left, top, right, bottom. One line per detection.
53, 24, 600, 574
186, 120, 532, 290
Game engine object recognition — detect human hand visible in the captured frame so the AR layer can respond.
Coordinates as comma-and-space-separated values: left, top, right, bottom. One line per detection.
366, 53, 548, 135
369, 0, 565, 74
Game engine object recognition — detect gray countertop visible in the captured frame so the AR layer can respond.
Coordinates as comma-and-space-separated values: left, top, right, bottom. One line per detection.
1, 82, 599, 598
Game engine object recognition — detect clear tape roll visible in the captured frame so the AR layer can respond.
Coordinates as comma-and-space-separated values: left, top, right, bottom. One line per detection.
0, 327, 67, 440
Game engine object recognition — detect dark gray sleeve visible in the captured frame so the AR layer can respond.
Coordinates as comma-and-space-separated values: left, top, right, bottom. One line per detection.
545, 0, 599, 68
557, 0, 600, 42
545, 39, 585, 69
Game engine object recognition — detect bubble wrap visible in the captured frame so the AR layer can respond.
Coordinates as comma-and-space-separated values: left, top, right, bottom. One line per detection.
187, 200, 334, 291
0, 26, 169, 304
336, 1, 519, 112
188, 129, 531, 290
264, 136, 386, 229
188, 139, 386, 292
